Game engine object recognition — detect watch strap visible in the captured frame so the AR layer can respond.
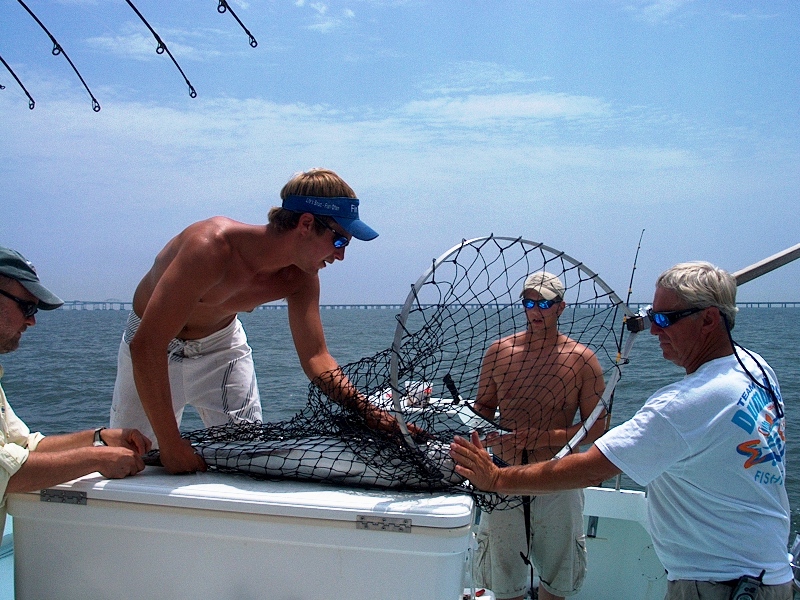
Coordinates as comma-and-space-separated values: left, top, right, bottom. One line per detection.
93, 427, 108, 447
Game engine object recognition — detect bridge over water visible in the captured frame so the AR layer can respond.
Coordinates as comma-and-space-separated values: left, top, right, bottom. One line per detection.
59, 300, 800, 311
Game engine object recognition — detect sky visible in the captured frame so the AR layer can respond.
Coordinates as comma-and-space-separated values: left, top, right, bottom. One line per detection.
1, 0, 798, 305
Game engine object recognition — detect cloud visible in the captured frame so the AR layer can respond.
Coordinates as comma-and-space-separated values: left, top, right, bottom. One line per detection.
86, 30, 170, 61
294, 1, 357, 32
3, 39, 798, 302
625, 0, 696, 23
420, 61, 551, 95
53, 0, 100, 5
402, 92, 611, 126
85, 22, 227, 62
723, 11, 779, 22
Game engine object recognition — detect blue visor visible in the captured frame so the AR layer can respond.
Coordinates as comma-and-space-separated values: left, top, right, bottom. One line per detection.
282, 195, 378, 241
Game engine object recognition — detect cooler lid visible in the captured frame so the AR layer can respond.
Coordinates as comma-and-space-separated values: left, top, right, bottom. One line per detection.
42, 466, 475, 529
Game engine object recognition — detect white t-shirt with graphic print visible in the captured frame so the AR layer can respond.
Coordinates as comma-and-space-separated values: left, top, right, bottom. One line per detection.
596, 351, 791, 585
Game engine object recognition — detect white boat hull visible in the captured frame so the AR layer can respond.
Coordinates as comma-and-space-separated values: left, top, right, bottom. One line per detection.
575, 487, 667, 600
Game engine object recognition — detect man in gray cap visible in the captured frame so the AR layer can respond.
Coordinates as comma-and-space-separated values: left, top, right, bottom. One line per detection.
0, 246, 150, 537
469, 270, 606, 600
110, 168, 406, 475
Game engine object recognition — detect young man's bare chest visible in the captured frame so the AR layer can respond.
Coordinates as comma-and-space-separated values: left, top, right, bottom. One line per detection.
493, 346, 583, 419
196, 266, 306, 312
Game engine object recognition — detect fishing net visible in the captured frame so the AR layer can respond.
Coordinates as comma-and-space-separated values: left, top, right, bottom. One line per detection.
183, 235, 641, 509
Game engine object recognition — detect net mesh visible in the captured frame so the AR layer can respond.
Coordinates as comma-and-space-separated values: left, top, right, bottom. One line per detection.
181, 236, 636, 509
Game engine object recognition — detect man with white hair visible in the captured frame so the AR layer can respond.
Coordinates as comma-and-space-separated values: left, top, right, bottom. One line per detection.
452, 261, 792, 600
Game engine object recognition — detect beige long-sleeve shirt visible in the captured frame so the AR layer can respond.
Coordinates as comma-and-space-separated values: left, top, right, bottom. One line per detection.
0, 365, 44, 537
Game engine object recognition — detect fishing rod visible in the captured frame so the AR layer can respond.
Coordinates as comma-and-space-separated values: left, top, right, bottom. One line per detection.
618, 229, 645, 352
217, 0, 258, 48
0, 53, 35, 109
15, 0, 101, 111
601, 229, 645, 433
124, 0, 197, 98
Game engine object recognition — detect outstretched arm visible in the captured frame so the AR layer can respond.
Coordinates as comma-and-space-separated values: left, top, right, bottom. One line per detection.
286, 275, 350, 394
287, 281, 423, 436
128, 234, 231, 474
449, 431, 620, 495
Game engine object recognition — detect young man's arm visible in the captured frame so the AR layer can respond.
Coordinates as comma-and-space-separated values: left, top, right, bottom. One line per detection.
286, 274, 341, 385
286, 279, 422, 436
573, 351, 608, 446
129, 236, 229, 474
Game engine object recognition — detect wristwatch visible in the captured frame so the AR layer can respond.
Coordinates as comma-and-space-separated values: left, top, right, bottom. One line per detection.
93, 427, 108, 447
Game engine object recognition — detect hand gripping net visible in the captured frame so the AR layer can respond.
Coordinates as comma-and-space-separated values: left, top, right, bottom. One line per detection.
184, 236, 640, 509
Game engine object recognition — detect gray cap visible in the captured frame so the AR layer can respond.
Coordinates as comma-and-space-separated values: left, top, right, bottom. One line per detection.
0, 247, 63, 310
520, 271, 565, 301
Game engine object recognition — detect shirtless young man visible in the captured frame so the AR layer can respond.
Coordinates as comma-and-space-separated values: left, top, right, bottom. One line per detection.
471, 271, 606, 600
110, 168, 391, 474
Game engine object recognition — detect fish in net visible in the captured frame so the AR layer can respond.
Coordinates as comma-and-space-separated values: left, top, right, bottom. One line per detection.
177, 235, 643, 510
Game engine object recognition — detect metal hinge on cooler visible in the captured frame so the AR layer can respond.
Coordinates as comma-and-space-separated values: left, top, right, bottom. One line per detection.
40, 489, 87, 505
356, 515, 412, 533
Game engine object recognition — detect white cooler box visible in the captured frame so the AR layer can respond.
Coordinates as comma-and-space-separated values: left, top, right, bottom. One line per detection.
8, 466, 476, 600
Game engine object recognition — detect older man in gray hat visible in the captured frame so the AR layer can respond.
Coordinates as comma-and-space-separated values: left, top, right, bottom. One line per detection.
0, 246, 150, 538
469, 270, 606, 600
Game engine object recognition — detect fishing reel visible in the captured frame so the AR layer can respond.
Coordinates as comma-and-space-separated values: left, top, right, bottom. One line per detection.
625, 305, 652, 333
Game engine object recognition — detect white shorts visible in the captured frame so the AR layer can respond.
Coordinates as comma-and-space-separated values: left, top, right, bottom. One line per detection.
110, 313, 262, 446
474, 489, 587, 598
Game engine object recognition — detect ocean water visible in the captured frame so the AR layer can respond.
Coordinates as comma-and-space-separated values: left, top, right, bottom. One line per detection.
1, 306, 798, 534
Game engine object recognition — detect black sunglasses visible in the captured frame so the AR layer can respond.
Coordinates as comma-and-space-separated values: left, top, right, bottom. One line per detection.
314, 216, 349, 249
521, 298, 558, 310
0, 288, 38, 318
646, 306, 704, 328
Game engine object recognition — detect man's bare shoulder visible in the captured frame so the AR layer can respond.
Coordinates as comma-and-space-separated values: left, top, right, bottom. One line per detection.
557, 334, 599, 358
498, 330, 529, 346
555, 335, 604, 376
485, 331, 526, 355
175, 217, 240, 252
558, 334, 596, 355
159, 217, 260, 269
134, 218, 263, 312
